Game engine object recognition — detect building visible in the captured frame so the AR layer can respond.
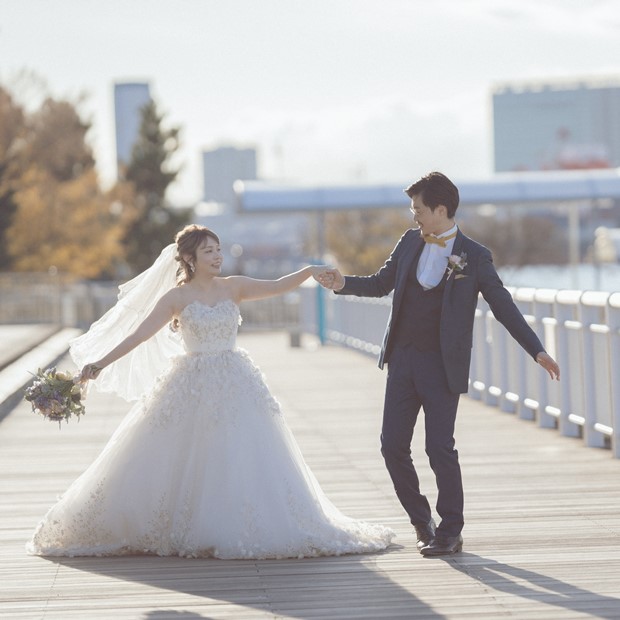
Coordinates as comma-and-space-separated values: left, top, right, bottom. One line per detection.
492, 79, 620, 172
113, 82, 151, 177
202, 146, 257, 206
198, 146, 311, 276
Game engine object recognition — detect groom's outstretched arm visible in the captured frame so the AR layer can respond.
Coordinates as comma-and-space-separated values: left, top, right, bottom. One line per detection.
317, 266, 390, 296
477, 248, 560, 380
317, 229, 412, 298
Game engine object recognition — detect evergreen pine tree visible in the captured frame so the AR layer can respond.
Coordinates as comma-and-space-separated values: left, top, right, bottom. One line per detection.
0, 87, 25, 270
0, 163, 18, 270
123, 101, 190, 273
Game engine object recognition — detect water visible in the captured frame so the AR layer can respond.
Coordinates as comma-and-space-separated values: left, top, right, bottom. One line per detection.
498, 264, 620, 293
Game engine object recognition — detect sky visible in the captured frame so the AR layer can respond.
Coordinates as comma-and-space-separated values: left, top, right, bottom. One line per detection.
1, 0, 619, 205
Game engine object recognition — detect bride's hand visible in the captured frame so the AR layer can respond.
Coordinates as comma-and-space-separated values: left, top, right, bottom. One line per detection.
315, 271, 334, 287
80, 363, 103, 382
314, 268, 344, 291
310, 266, 332, 280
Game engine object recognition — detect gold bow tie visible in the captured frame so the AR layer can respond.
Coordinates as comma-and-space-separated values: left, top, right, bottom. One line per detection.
423, 231, 457, 248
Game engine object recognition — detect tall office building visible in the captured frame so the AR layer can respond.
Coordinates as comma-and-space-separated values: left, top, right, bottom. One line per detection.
198, 146, 311, 277
202, 146, 257, 207
114, 82, 151, 177
492, 79, 620, 172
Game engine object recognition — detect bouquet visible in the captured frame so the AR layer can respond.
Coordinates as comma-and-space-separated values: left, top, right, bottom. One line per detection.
24, 367, 86, 427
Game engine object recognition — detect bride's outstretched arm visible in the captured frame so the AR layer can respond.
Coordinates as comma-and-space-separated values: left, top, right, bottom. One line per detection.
230, 266, 329, 302
80, 288, 180, 381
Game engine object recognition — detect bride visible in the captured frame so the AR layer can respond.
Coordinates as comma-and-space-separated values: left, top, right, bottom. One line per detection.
27, 224, 394, 559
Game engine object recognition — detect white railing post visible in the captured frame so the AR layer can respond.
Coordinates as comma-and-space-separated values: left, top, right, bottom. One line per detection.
580, 291, 612, 449
608, 292, 620, 458
485, 310, 503, 408
468, 302, 487, 400
514, 288, 538, 421
299, 283, 318, 336
554, 291, 583, 438
534, 289, 560, 429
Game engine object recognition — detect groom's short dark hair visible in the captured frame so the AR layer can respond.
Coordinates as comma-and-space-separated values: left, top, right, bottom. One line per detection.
404, 171, 460, 218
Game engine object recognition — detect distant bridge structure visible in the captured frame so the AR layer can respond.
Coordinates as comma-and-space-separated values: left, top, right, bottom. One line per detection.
237, 170, 620, 459
236, 168, 620, 212
236, 168, 620, 268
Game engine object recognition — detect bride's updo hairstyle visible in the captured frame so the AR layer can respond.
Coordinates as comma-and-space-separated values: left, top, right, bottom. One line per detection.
174, 224, 220, 286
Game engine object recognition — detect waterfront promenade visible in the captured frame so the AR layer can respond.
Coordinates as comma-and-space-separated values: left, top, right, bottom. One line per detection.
1, 328, 619, 619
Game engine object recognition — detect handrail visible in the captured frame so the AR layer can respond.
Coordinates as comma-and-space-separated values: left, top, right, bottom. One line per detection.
298, 284, 620, 458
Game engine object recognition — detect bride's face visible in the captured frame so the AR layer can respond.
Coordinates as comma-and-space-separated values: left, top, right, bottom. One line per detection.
194, 237, 223, 275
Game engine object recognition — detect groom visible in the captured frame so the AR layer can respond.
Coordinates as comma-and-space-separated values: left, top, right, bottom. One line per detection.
318, 171, 560, 557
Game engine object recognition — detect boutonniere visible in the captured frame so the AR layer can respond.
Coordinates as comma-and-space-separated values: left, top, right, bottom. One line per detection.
446, 252, 467, 280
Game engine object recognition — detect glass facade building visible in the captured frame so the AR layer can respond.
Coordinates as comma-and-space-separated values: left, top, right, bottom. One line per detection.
493, 80, 620, 172
113, 82, 151, 177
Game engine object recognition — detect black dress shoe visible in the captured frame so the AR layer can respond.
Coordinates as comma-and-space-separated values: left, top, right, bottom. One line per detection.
414, 518, 436, 551
420, 534, 463, 557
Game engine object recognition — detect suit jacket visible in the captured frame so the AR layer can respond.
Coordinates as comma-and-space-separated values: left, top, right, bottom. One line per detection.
336, 228, 544, 394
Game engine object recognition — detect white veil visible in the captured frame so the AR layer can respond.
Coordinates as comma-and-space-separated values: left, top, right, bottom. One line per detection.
70, 243, 184, 402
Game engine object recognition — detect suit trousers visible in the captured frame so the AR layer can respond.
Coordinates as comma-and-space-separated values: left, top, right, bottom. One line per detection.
381, 344, 464, 537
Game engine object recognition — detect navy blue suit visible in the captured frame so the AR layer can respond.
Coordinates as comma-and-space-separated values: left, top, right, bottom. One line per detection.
337, 228, 545, 536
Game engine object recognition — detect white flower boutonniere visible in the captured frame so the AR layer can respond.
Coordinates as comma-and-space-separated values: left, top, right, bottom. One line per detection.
446, 252, 468, 280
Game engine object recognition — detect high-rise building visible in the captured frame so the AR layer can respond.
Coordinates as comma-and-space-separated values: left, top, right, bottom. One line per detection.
202, 146, 257, 207
492, 79, 620, 172
197, 146, 312, 276
114, 82, 151, 177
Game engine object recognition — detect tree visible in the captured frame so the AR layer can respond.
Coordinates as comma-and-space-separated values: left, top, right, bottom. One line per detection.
7, 167, 124, 277
0, 165, 19, 269
1, 80, 124, 277
325, 208, 411, 274
461, 213, 568, 266
26, 97, 95, 182
0, 87, 26, 269
122, 101, 190, 273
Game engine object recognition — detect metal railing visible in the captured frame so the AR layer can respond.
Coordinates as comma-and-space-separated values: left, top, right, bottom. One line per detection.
3, 273, 618, 456
0, 274, 301, 332
298, 283, 620, 458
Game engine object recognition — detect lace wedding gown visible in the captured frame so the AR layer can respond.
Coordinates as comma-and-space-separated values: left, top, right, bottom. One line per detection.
27, 299, 394, 559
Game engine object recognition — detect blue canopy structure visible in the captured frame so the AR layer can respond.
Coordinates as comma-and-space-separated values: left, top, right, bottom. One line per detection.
236, 168, 620, 212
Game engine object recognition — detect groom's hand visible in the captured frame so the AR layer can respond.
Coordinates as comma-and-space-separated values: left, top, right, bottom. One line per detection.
536, 352, 560, 380
316, 268, 345, 291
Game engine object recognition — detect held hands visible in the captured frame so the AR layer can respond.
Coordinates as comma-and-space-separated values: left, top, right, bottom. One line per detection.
536, 352, 560, 381
313, 267, 345, 291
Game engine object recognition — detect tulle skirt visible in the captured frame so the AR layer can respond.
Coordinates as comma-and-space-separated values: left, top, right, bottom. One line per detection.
27, 348, 394, 559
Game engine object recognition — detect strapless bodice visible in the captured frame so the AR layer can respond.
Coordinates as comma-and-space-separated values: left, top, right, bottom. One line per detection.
178, 299, 241, 353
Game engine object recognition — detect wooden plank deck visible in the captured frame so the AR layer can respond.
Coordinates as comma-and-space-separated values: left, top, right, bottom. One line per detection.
1, 331, 619, 619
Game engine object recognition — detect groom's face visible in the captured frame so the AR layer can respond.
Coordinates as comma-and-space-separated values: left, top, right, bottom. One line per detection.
410, 195, 447, 236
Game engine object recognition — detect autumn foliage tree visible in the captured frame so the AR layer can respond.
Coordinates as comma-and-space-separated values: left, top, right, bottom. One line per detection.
0, 83, 123, 277
460, 212, 568, 266
325, 208, 411, 275
26, 97, 95, 182
8, 167, 123, 277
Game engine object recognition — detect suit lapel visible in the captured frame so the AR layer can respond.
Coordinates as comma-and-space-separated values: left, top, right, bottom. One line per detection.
442, 229, 466, 305
392, 230, 424, 314
451, 229, 466, 258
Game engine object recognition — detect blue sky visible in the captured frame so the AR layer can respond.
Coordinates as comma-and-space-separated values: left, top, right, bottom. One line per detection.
1, 0, 619, 204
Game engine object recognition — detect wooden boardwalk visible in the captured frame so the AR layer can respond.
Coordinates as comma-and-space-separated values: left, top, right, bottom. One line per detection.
1, 331, 619, 619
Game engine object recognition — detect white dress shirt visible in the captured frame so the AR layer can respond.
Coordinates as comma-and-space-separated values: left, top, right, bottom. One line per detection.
416, 224, 458, 290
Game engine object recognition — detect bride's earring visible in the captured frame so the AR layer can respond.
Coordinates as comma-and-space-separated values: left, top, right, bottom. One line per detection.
189, 262, 195, 274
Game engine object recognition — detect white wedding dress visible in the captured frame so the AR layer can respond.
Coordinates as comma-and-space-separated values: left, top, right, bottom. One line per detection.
27, 299, 394, 559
